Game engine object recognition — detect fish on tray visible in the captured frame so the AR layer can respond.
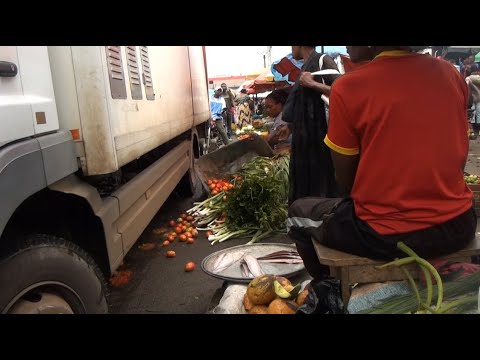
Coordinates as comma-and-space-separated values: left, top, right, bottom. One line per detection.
211, 251, 245, 273
240, 254, 265, 277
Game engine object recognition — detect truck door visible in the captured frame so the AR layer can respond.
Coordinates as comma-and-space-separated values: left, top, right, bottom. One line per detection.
0, 46, 35, 147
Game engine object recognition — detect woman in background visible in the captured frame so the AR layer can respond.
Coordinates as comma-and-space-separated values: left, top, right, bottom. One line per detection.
235, 89, 254, 129
264, 90, 291, 150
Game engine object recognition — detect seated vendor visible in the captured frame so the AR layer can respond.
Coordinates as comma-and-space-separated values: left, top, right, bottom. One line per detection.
264, 90, 291, 149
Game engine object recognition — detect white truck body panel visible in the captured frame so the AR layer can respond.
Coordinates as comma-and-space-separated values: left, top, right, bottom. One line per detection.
0, 46, 58, 147
47, 46, 210, 176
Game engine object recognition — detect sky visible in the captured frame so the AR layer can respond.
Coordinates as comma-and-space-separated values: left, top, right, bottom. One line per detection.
205, 46, 347, 77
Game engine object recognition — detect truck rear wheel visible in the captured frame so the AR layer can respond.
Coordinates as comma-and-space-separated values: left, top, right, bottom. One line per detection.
0, 234, 108, 314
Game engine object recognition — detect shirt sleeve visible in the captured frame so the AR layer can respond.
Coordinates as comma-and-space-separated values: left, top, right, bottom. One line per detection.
324, 85, 359, 156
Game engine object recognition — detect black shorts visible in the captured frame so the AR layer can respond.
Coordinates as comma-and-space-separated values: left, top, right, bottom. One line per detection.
289, 197, 477, 260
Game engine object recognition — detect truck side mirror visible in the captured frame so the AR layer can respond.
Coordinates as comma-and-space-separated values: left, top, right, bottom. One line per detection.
0, 61, 18, 77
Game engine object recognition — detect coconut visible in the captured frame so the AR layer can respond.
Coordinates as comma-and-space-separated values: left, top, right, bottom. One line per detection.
274, 276, 293, 292
267, 299, 298, 314
296, 289, 309, 306
243, 293, 254, 311
248, 305, 269, 314
246, 274, 276, 305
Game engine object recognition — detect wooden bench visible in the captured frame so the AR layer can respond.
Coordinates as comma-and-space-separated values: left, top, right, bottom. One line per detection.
313, 236, 480, 311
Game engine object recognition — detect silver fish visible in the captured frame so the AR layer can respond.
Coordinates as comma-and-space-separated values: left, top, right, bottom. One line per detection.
240, 262, 253, 278
212, 251, 245, 273
242, 254, 265, 277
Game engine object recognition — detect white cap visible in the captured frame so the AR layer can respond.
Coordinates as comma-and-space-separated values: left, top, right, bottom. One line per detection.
214, 86, 223, 91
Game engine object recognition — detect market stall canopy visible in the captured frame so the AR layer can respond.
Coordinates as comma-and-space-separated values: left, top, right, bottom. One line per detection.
245, 68, 269, 81
238, 70, 291, 94
444, 46, 480, 62
249, 69, 290, 94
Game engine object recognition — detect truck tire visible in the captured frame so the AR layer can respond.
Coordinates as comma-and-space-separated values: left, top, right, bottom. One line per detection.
0, 234, 109, 314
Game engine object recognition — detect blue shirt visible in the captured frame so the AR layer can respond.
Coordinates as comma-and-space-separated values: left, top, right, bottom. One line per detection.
210, 93, 226, 120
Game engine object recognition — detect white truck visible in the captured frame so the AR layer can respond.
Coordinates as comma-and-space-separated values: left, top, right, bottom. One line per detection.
0, 46, 210, 313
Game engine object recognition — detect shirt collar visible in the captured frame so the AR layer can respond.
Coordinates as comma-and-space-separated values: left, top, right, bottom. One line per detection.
374, 50, 412, 60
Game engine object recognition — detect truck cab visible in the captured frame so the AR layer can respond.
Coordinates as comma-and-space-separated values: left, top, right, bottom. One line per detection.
0, 46, 210, 313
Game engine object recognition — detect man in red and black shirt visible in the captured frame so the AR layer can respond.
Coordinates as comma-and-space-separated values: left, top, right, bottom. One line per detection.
287, 46, 477, 280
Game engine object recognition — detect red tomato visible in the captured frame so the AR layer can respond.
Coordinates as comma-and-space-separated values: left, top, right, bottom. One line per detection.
167, 235, 175, 242
184, 232, 192, 238
186, 215, 194, 222
179, 234, 187, 242
174, 227, 183, 234
186, 238, 194, 244
185, 262, 195, 272
168, 220, 176, 227
166, 251, 176, 258
180, 213, 187, 219
162, 240, 170, 247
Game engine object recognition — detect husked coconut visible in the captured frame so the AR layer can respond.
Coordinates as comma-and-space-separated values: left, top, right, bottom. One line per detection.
246, 274, 276, 305
267, 299, 298, 314
296, 289, 309, 306
243, 293, 254, 311
275, 276, 293, 292
248, 305, 269, 314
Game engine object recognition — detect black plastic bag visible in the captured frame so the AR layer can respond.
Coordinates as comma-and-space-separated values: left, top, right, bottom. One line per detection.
296, 278, 345, 314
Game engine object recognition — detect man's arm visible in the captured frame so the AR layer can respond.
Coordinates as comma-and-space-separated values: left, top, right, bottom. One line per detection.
324, 80, 360, 194
330, 151, 360, 194
298, 55, 341, 96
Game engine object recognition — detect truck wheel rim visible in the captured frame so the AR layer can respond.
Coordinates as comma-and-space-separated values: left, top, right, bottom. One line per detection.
4, 282, 84, 314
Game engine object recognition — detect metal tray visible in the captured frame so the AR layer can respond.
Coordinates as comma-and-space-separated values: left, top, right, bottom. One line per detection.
201, 243, 305, 283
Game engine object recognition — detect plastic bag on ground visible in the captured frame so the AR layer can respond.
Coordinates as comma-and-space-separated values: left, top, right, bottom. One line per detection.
296, 278, 344, 314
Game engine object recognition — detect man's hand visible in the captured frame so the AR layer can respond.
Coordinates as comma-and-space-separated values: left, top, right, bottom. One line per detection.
299, 72, 317, 88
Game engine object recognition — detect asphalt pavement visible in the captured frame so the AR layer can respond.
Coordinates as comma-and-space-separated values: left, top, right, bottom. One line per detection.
108, 187, 300, 314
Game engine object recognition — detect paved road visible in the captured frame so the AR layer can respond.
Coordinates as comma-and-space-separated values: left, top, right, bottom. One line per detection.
108, 187, 300, 314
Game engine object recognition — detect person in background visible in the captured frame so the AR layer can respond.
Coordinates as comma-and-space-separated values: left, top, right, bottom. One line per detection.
209, 86, 230, 146
263, 89, 291, 150
287, 46, 476, 281
281, 46, 342, 205
220, 83, 236, 140
461, 53, 475, 78
466, 64, 480, 138
235, 89, 254, 128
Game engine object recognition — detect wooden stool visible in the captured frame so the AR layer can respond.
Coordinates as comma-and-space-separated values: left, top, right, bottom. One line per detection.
313, 236, 480, 311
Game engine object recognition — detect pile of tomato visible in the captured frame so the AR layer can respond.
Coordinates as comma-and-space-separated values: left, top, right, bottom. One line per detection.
163, 213, 199, 246
207, 179, 235, 196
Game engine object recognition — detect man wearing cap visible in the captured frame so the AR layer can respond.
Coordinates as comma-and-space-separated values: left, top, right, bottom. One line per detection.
209, 86, 230, 146
287, 46, 476, 281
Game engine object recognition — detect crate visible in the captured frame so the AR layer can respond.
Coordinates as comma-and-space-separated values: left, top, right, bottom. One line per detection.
468, 184, 480, 217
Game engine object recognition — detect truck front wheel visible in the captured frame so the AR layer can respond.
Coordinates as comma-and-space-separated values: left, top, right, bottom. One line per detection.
0, 234, 108, 314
